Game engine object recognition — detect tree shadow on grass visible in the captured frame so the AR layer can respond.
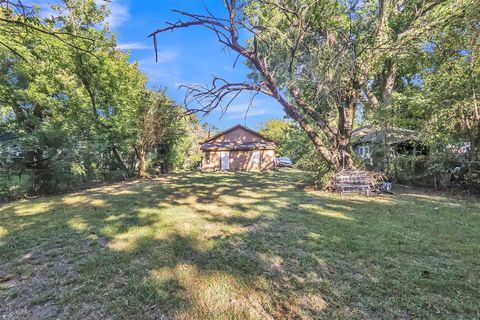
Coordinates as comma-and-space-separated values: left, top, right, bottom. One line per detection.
0, 170, 479, 319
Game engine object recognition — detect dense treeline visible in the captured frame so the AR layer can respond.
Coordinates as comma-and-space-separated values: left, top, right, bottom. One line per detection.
0, 1, 203, 198
364, 4, 480, 191
258, 2, 479, 191
151, 0, 474, 173
2, 0, 478, 196
152, 0, 478, 191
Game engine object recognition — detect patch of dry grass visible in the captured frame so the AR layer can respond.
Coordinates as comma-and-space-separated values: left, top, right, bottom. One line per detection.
0, 170, 479, 319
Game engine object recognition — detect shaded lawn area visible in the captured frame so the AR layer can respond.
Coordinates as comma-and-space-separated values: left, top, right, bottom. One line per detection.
0, 170, 479, 319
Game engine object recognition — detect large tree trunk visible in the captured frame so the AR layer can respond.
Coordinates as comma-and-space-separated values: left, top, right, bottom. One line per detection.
266, 79, 350, 171
29, 149, 50, 195
469, 133, 478, 162
334, 89, 357, 171
335, 138, 355, 171
135, 146, 149, 178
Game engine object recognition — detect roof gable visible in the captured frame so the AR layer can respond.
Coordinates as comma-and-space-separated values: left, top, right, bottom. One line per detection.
202, 125, 274, 144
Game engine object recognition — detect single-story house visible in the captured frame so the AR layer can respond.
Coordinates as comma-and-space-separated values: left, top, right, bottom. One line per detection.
352, 125, 422, 159
200, 124, 276, 171
352, 125, 428, 173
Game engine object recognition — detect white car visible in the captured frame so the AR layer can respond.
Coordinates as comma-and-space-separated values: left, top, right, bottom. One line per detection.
276, 157, 293, 167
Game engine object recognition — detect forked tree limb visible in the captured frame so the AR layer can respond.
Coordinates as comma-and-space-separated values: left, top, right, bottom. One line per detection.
180, 76, 270, 115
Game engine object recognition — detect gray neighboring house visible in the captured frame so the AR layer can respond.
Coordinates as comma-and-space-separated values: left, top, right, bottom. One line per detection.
352, 125, 422, 164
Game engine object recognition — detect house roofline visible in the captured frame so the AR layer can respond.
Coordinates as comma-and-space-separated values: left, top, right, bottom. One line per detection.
352, 125, 417, 137
352, 125, 419, 145
201, 146, 276, 151
200, 124, 275, 144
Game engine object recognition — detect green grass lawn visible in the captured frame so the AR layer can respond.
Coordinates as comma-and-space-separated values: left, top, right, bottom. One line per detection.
0, 170, 479, 319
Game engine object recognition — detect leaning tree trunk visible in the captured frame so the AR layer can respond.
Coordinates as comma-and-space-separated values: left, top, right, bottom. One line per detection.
112, 144, 130, 179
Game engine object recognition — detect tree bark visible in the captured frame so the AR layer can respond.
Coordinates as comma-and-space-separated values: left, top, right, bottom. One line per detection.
247, 57, 344, 170
135, 146, 149, 178
334, 88, 357, 170
470, 90, 480, 162
112, 144, 130, 179
468, 128, 479, 162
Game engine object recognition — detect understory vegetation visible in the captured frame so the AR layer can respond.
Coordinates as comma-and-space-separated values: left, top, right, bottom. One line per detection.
1, 170, 479, 319
0, 1, 207, 199
259, 119, 336, 187
149, 0, 479, 192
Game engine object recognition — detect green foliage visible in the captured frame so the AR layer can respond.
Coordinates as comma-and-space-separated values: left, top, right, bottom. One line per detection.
259, 119, 335, 188
137, 89, 201, 174
371, 5, 480, 191
258, 119, 294, 158
239, 0, 469, 171
465, 151, 480, 192
0, 1, 197, 196
179, 122, 208, 170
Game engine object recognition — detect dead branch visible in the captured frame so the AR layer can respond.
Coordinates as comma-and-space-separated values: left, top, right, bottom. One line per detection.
150, 0, 340, 167
180, 76, 270, 115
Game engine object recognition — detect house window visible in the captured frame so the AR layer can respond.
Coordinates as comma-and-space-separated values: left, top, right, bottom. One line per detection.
357, 146, 370, 157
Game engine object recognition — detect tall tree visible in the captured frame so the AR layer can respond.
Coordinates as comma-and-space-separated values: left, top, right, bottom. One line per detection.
422, 7, 480, 160
136, 89, 188, 177
1, 0, 144, 193
150, 0, 467, 171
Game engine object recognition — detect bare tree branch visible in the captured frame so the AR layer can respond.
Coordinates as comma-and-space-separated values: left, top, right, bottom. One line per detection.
180, 76, 270, 115
149, 0, 360, 169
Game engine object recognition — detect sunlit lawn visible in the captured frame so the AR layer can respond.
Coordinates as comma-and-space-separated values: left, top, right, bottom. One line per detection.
0, 169, 479, 319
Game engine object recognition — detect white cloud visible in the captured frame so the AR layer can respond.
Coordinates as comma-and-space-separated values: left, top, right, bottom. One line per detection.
226, 102, 253, 113
116, 42, 149, 50
97, 0, 129, 28
223, 101, 269, 119
155, 50, 179, 63
228, 108, 268, 119
138, 50, 179, 69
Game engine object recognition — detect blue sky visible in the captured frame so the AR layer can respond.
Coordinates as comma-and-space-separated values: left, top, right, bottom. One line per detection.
35, 0, 288, 130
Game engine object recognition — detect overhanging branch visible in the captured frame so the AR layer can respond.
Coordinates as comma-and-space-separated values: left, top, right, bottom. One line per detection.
180, 76, 270, 115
